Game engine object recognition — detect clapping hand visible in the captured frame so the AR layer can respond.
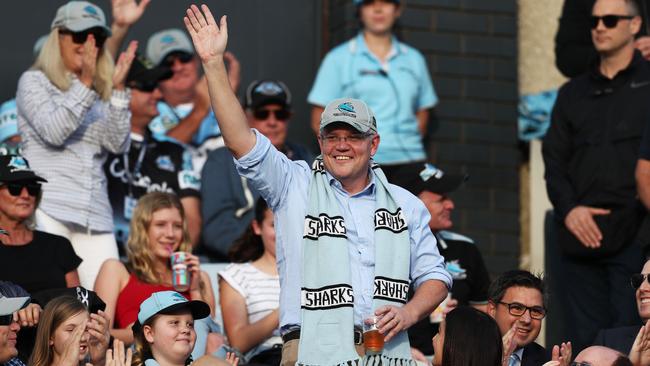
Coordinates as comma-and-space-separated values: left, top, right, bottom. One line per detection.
58, 319, 90, 366
111, 0, 151, 28
630, 320, 650, 366
551, 341, 572, 366
501, 324, 517, 366
88, 310, 111, 365
112, 41, 138, 90
13, 303, 41, 327
225, 352, 239, 366
105, 339, 132, 366
184, 5, 228, 66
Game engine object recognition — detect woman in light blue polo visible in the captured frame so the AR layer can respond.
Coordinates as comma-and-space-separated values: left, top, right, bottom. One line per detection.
308, 0, 437, 178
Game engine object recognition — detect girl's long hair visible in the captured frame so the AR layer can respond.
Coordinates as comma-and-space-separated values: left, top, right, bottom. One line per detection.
127, 192, 192, 284
442, 307, 503, 366
33, 27, 115, 101
228, 198, 269, 263
28, 296, 88, 366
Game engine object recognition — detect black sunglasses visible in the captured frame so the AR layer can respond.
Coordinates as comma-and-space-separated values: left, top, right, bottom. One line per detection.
0, 314, 13, 326
161, 52, 194, 68
590, 15, 635, 29
2, 183, 41, 197
631, 273, 650, 289
252, 109, 290, 121
59, 29, 108, 49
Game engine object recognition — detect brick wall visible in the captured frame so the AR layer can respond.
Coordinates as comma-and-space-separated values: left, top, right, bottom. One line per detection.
325, 0, 520, 274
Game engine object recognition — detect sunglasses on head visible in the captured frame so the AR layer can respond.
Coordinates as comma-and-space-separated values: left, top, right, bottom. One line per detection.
631, 273, 650, 289
0, 314, 13, 326
161, 52, 194, 68
252, 109, 290, 121
2, 183, 41, 197
59, 28, 108, 49
590, 14, 635, 29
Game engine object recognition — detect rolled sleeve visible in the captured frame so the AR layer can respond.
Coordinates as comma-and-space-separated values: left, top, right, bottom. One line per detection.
408, 200, 452, 290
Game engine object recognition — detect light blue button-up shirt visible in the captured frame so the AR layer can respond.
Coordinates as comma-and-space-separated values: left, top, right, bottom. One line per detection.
235, 130, 452, 330
308, 33, 438, 164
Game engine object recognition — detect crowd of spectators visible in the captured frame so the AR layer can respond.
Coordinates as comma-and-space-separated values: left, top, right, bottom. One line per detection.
1, 0, 650, 366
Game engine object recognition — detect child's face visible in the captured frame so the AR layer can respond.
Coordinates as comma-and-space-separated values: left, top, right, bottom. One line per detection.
144, 311, 196, 364
51, 311, 90, 362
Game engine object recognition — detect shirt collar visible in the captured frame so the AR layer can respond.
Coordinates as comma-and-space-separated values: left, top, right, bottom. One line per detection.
325, 165, 376, 197
590, 49, 644, 81
354, 32, 404, 60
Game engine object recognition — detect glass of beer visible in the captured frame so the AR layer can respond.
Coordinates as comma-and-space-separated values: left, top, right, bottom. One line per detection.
363, 316, 384, 354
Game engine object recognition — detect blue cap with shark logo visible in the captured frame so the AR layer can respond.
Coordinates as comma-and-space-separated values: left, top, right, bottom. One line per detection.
132, 291, 210, 333
320, 98, 377, 134
51, 1, 111, 35
146, 29, 195, 67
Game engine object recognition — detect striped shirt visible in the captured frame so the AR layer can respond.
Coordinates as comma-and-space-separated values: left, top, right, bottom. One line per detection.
219, 262, 281, 358
16, 70, 131, 232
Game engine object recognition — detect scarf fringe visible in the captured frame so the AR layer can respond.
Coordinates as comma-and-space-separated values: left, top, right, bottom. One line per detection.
297, 354, 416, 366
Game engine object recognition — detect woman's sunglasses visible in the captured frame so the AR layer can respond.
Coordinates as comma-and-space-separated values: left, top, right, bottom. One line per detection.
59, 28, 108, 49
2, 183, 41, 197
631, 273, 650, 289
590, 14, 635, 29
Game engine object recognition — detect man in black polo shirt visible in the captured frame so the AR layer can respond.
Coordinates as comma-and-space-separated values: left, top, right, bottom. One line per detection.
105, 56, 202, 252
543, 0, 650, 353
393, 163, 490, 355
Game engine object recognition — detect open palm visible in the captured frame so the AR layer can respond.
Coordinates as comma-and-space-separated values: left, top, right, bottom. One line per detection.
184, 4, 228, 65
111, 0, 151, 27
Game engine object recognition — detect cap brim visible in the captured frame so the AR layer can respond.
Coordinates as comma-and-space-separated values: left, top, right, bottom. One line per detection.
2, 173, 47, 183
157, 48, 193, 66
65, 22, 111, 36
132, 299, 210, 334
0, 296, 30, 316
420, 173, 468, 195
129, 66, 173, 86
320, 120, 371, 134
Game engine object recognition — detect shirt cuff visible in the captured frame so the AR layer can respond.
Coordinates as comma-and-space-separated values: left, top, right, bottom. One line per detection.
110, 89, 131, 109
70, 79, 98, 108
234, 129, 271, 169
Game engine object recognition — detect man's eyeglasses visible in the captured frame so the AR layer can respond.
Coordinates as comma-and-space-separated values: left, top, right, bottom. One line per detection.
320, 133, 372, 145
631, 273, 650, 289
590, 15, 635, 29
498, 301, 546, 320
59, 28, 108, 49
252, 109, 290, 121
0, 314, 14, 326
2, 183, 41, 197
570, 362, 592, 366
161, 52, 194, 68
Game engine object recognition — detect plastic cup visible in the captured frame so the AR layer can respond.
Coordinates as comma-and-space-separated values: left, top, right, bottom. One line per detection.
363, 316, 384, 354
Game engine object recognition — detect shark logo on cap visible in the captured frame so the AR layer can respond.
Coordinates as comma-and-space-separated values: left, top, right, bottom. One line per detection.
419, 163, 444, 182
8, 156, 29, 172
255, 81, 283, 96
171, 292, 186, 302
83, 5, 101, 21
337, 102, 356, 114
161, 35, 177, 45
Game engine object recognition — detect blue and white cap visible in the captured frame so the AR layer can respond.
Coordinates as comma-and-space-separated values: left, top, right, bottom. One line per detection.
0, 100, 18, 143
320, 98, 377, 134
51, 1, 111, 35
133, 291, 210, 332
146, 29, 194, 67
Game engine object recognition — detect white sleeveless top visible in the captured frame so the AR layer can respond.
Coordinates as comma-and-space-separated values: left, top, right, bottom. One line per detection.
219, 262, 281, 358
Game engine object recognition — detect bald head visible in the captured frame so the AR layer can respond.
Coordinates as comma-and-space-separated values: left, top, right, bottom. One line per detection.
574, 346, 631, 366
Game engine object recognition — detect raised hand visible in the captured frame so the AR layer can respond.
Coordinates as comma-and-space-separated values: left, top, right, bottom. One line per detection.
501, 324, 517, 366
184, 5, 228, 65
80, 35, 99, 87
225, 352, 239, 366
111, 0, 151, 27
88, 310, 111, 364
13, 303, 41, 327
630, 320, 650, 366
112, 40, 138, 90
551, 342, 572, 366
58, 319, 89, 366
105, 339, 132, 366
